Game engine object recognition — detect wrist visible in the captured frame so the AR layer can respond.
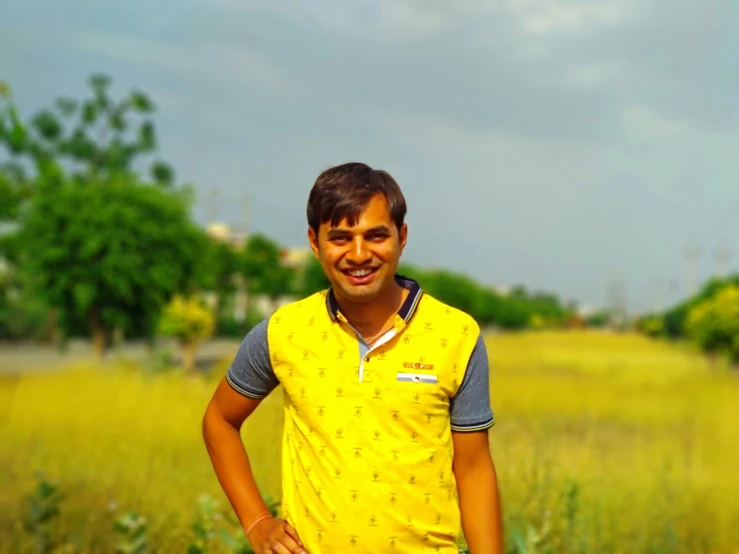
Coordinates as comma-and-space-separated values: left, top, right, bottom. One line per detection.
245, 513, 273, 536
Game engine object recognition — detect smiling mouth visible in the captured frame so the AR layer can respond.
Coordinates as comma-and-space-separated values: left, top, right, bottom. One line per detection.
341, 267, 379, 278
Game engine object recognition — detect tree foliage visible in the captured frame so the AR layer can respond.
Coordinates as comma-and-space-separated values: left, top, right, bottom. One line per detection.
17, 176, 206, 357
157, 295, 215, 373
684, 285, 739, 363
158, 295, 215, 344
296, 257, 331, 298
200, 238, 242, 320
398, 262, 572, 330
242, 233, 294, 302
639, 274, 739, 339
0, 72, 175, 187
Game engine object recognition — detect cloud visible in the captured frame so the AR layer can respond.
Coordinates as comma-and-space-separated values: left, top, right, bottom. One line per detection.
560, 60, 631, 87
511, 0, 627, 34
622, 104, 688, 140
212, 0, 451, 40
73, 30, 282, 89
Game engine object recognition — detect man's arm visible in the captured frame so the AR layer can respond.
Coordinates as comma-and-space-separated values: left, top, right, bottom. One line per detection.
202, 319, 305, 554
202, 377, 273, 527
203, 379, 305, 554
452, 430, 504, 554
449, 332, 502, 553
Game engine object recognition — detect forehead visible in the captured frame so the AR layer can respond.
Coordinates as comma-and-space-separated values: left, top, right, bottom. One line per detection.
321, 194, 393, 231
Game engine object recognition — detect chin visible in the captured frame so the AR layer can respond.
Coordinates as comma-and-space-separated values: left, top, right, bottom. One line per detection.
338, 284, 382, 303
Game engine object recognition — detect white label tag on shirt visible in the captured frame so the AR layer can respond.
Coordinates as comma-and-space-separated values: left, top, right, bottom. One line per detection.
396, 373, 438, 384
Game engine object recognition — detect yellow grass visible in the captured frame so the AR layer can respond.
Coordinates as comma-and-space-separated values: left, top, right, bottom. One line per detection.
1, 330, 738, 553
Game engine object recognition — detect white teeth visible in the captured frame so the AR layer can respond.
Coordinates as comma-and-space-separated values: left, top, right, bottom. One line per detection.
348, 269, 372, 277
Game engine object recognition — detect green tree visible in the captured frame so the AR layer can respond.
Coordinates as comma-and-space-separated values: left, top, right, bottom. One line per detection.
422, 270, 485, 321
399, 263, 539, 330
17, 175, 206, 359
0, 84, 35, 229
0, 166, 30, 223
242, 233, 295, 313
684, 285, 739, 363
0, 164, 47, 340
585, 309, 612, 329
1, 75, 183, 344
296, 256, 331, 297
0, 73, 174, 187
200, 238, 242, 320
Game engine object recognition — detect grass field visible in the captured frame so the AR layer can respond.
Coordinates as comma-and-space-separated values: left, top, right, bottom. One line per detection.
1, 330, 737, 553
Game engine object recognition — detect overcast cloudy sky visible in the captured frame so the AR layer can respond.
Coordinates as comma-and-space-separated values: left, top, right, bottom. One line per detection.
2, 0, 737, 314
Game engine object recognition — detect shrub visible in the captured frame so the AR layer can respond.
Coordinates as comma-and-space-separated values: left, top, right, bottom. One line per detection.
157, 295, 215, 374
684, 285, 739, 363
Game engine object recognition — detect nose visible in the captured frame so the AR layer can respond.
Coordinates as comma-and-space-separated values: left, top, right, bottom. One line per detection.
346, 237, 371, 265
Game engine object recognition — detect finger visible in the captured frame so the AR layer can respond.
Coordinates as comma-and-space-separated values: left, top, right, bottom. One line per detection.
272, 533, 305, 554
283, 522, 304, 548
269, 543, 292, 554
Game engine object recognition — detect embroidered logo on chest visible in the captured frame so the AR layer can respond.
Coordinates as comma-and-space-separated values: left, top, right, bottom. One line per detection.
402, 361, 434, 371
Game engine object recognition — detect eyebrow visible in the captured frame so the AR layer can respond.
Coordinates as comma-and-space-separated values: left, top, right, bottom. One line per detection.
326, 225, 391, 238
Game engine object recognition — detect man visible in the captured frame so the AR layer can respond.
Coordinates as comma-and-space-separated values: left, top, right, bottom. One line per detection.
202, 162, 503, 553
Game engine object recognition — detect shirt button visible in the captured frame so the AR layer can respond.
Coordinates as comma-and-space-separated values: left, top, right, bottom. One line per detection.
364, 356, 370, 362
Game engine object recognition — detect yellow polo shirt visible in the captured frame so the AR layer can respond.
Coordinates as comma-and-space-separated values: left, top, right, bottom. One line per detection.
226, 276, 494, 553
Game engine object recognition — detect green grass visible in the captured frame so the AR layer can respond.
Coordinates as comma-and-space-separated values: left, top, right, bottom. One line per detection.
1, 330, 737, 553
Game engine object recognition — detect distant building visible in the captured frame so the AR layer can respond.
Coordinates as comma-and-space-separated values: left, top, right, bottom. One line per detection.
280, 246, 312, 270
206, 222, 246, 249
577, 304, 601, 318
488, 284, 511, 296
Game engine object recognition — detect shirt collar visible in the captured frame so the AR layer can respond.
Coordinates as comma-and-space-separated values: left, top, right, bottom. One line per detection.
326, 274, 423, 323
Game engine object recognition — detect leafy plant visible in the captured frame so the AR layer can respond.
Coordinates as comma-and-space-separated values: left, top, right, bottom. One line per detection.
112, 511, 148, 554
22, 473, 64, 554
157, 295, 215, 374
218, 494, 281, 553
187, 494, 221, 554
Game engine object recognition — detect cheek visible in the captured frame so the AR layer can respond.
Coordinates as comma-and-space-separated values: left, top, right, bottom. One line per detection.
319, 248, 343, 267
377, 244, 401, 261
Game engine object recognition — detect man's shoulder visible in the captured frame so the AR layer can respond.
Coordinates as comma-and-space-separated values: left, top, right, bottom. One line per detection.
268, 290, 330, 324
417, 293, 480, 333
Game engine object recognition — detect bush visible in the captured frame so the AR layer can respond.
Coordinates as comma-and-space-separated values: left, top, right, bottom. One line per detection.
684, 285, 739, 363
157, 295, 215, 373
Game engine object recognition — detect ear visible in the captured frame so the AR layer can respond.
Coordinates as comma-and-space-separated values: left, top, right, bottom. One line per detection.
398, 223, 408, 251
308, 227, 320, 258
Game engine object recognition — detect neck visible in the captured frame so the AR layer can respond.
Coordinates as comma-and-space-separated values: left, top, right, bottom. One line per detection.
334, 280, 407, 335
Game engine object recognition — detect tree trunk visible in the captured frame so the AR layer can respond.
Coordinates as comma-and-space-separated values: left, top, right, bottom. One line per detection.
41, 308, 57, 345
181, 341, 196, 375
88, 308, 112, 363
91, 328, 106, 362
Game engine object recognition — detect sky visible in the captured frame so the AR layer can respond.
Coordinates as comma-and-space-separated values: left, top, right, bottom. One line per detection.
1, 0, 738, 315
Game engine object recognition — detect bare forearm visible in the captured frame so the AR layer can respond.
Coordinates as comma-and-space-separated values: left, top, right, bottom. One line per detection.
202, 410, 271, 529
456, 456, 504, 554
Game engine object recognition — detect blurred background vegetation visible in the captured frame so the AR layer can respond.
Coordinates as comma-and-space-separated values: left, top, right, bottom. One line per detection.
0, 73, 618, 360
1, 75, 737, 554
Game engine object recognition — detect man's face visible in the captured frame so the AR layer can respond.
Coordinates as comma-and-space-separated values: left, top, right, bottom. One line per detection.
308, 194, 407, 304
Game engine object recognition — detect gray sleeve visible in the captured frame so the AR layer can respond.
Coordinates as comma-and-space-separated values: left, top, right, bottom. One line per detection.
450, 333, 495, 431
225, 318, 279, 399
